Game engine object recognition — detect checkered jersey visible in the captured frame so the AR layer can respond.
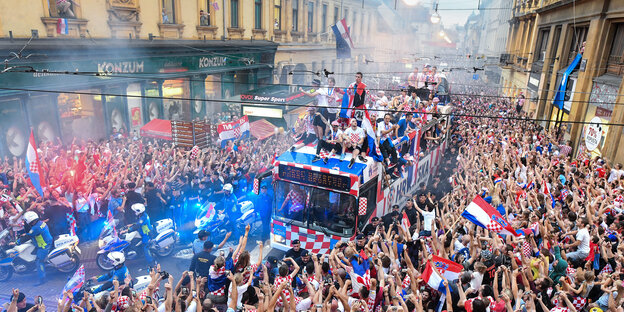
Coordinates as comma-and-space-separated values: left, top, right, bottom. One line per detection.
285, 190, 305, 212
274, 275, 293, 306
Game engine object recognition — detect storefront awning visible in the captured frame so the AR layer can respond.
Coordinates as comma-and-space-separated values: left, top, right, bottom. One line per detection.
140, 119, 172, 140
250, 119, 277, 140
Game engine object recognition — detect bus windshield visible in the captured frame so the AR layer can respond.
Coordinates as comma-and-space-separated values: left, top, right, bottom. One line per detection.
274, 181, 356, 237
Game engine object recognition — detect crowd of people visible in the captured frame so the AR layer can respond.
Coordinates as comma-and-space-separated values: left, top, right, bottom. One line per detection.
2, 67, 624, 312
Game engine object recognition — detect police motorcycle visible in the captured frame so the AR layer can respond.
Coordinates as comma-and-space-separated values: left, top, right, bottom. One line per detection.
0, 213, 81, 282
193, 199, 260, 243
96, 213, 177, 271
81, 252, 152, 301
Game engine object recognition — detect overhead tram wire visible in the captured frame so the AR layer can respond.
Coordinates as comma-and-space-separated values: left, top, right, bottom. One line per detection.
2, 85, 624, 127
8, 69, 624, 99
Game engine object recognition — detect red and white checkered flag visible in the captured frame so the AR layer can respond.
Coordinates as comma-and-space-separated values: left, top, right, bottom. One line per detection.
319, 149, 330, 159
358, 198, 367, 215
253, 179, 259, 195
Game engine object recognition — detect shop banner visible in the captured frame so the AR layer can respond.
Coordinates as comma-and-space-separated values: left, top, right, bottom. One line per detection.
217, 116, 250, 147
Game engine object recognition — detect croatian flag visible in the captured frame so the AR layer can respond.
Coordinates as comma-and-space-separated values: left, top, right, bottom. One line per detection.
339, 88, 353, 119
422, 261, 445, 293
349, 256, 371, 292
57, 18, 69, 35
217, 115, 250, 147
431, 255, 463, 281
25, 130, 44, 197
63, 265, 85, 297
361, 109, 383, 162
461, 195, 520, 237
331, 18, 354, 59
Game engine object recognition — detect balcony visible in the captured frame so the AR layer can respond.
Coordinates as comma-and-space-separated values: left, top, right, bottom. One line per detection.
197, 25, 218, 40
252, 28, 267, 40
273, 29, 287, 42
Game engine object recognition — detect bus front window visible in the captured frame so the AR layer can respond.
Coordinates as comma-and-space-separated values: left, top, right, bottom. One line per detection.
308, 189, 356, 236
274, 181, 356, 236
275, 182, 307, 223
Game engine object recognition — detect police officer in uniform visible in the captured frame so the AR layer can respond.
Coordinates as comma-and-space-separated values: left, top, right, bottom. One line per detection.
23, 211, 53, 285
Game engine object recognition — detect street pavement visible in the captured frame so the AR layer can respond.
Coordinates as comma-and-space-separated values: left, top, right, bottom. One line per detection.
0, 239, 272, 309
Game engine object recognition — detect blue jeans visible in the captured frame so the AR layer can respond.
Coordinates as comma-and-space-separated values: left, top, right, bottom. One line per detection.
36, 247, 50, 281
566, 250, 588, 262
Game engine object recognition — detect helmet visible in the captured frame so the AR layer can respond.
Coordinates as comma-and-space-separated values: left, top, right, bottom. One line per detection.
223, 184, 233, 193
23, 211, 39, 224
107, 251, 125, 266
131, 203, 145, 215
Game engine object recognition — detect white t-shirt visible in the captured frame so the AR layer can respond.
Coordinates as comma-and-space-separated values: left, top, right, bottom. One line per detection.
315, 87, 329, 107
470, 271, 484, 290
344, 127, 365, 146
326, 88, 340, 113
421, 210, 435, 231
227, 283, 249, 308
377, 121, 394, 142
576, 228, 590, 254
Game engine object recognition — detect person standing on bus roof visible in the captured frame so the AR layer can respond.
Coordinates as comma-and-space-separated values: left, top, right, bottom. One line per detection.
343, 118, 367, 169
291, 107, 319, 151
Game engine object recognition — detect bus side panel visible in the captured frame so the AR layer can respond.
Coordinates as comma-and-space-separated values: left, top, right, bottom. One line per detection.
270, 219, 348, 254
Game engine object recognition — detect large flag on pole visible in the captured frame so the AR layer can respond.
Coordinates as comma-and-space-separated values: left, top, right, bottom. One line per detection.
331, 18, 354, 59
25, 130, 44, 197
461, 195, 520, 237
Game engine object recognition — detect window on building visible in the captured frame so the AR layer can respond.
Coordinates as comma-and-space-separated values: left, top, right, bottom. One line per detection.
567, 26, 588, 65
274, 0, 281, 29
57, 90, 106, 141
334, 6, 339, 24
321, 4, 327, 31
607, 24, 624, 76
162, 0, 176, 24
200, 1, 211, 26
292, 0, 299, 31
50, 0, 79, 18
231, 0, 239, 27
344, 8, 348, 25
535, 28, 550, 62
255, 0, 262, 29
549, 26, 562, 66
307, 2, 314, 33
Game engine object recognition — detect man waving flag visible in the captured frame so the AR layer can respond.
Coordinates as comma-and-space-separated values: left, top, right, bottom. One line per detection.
25, 130, 44, 197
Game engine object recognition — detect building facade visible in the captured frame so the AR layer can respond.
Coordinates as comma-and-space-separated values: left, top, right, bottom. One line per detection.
501, 0, 624, 162
0, 0, 389, 157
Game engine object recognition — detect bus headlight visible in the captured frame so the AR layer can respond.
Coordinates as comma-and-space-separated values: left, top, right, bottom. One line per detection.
273, 234, 286, 244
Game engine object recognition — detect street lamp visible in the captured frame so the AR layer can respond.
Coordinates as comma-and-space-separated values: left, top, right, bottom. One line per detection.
430, 3, 441, 24
402, 0, 419, 6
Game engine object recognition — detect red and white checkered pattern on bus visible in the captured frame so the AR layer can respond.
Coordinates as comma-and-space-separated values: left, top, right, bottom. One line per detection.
272, 220, 347, 254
